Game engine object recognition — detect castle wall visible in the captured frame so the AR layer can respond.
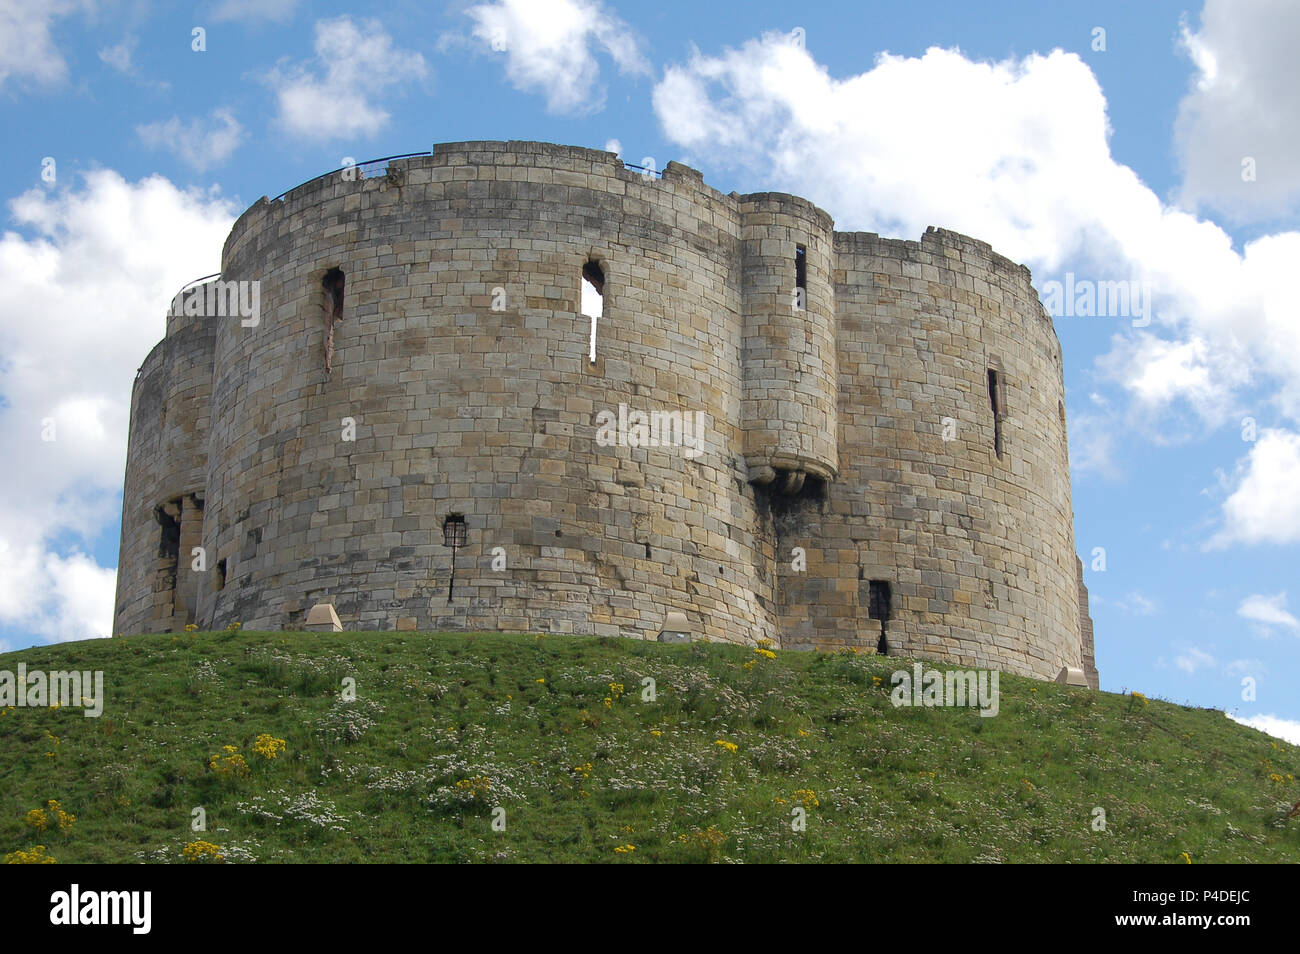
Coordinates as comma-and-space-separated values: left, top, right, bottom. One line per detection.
112, 304, 216, 635
785, 228, 1082, 679
1077, 556, 1099, 688
197, 141, 778, 641
112, 140, 1093, 685
739, 193, 838, 484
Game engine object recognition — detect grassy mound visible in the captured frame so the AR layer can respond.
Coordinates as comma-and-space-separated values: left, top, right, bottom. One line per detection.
1, 630, 1296, 863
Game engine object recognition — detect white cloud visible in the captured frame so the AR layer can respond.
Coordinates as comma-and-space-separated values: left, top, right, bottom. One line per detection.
0, 0, 86, 88
0, 170, 236, 644
1097, 333, 1249, 429
1228, 713, 1300, 746
1067, 410, 1121, 479
268, 17, 428, 142
1174, 647, 1217, 675
136, 109, 245, 172
650, 33, 1300, 444
1209, 430, 1300, 548
1174, 1, 1300, 221
1119, 592, 1159, 616
1224, 658, 1263, 676
459, 0, 648, 115
98, 37, 134, 75
1237, 591, 1300, 631
604, 138, 622, 157
211, 0, 299, 22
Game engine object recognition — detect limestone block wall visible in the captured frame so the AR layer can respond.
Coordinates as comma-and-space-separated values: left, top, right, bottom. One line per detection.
1077, 556, 1099, 688
777, 227, 1083, 679
113, 300, 217, 635
112, 140, 1095, 686
196, 141, 778, 642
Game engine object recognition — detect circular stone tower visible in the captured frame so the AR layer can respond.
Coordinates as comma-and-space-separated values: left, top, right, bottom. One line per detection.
112, 140, 1096, 688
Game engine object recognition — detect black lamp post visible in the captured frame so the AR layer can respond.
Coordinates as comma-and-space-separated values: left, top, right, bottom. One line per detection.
442, 515, 466, 604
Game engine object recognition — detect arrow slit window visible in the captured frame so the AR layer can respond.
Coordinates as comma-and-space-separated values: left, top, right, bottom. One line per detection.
582, 260, 604, 363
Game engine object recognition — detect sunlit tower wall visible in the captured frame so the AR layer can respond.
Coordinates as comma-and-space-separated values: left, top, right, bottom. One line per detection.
112, 140, 1096, 688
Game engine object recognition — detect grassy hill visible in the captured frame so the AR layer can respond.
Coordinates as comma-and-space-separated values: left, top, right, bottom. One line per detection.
1, 629, 1296, 863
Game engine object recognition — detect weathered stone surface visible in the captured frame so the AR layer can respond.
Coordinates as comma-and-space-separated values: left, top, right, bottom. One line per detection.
1056, 666, 1090, 687
304, 602, 342, 632
112, 140, 1097, 685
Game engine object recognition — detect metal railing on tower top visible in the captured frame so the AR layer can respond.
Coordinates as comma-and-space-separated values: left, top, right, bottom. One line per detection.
270, 152, 434, 203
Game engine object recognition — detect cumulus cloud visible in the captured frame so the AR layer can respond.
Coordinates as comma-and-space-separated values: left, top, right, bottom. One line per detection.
268, 17, 428, 142
1208, 430, 1300, 548
1175, 0, 1300, 222
650, 33, 1300, 447
1228, 713, 1300, 746
1237, 591, 1300, 631
457, 0, 649, 115
0, 170, 236, 644
136, 109, 245, 172
0, 0, 86, 88
1096, 333, 1250, 432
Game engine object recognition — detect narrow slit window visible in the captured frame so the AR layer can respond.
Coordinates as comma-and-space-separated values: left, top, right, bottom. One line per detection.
155, 501, 181, 621
581, 260, 604, 363
987, 368, 1004, 459
322, 267, 345, 373
794, 244, 807, 310
867, 580, 891, 655
214, 558, 227, 592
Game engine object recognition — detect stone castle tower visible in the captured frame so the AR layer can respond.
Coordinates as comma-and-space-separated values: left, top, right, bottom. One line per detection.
113, 140, 1099, 688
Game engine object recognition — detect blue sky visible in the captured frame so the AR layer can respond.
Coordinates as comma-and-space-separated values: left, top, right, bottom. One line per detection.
1, 0, 1297, 742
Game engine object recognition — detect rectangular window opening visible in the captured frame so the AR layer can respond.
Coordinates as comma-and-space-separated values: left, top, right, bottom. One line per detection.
154, 501, 181, 621
155, 502, 181, 561
867, 580, 891, 621
582, 261, 604, 363
214, 558, 227, 592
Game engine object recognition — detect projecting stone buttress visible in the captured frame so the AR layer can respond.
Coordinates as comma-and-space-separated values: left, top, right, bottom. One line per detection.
112, 140, 1099, 689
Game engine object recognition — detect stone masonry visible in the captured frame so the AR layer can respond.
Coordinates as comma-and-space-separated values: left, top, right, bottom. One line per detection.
112, 140, 1099, 688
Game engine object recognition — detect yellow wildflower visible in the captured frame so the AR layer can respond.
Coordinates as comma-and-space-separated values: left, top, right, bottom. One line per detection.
4, 845, 56, 864
251, 734, 287, 759
183, 840, 224, 863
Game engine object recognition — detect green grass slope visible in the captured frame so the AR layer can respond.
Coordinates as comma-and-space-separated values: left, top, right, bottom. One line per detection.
1, 630, 1296, 863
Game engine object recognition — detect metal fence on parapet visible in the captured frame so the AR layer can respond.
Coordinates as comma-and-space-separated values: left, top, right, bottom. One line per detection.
270, 152, 434, 203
